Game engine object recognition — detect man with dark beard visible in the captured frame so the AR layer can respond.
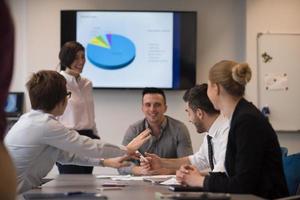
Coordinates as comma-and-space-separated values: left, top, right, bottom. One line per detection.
141, 84, 229, 174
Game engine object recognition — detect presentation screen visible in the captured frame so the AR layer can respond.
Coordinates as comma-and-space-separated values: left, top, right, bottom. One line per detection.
61, 10, 197, 89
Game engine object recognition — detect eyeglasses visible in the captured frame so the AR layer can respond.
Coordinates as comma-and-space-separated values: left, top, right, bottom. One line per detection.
66, 91, 72, 99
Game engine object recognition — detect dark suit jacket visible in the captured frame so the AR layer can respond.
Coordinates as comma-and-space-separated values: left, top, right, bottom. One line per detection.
203, 98, 288, 199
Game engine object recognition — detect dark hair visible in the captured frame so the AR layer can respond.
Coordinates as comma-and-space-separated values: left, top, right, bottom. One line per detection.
59, 41, 85, 70
26, 70, 67, 112
142, 87, 166, 104
183, 84, 219, 115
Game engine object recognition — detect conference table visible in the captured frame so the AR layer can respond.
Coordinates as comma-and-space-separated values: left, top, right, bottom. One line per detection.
19, 175, 266, 200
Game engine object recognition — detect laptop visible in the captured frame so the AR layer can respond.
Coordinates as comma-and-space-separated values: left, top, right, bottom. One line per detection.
5, 92, 24, 118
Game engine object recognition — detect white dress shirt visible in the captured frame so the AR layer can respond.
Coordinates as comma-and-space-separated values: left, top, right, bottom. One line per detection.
189, 115, 229, 172
58, 71, 98, 135
5, 110, 126, 194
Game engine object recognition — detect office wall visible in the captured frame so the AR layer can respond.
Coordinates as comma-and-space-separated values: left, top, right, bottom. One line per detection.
246, 0, 300, 154
8, 0, 245, 151
8, 0, 300, 176
7, 0, 300, 176
7, 0, 245, 174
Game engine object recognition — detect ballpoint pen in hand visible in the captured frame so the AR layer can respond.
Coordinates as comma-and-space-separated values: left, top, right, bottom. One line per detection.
136, 150, 148, 162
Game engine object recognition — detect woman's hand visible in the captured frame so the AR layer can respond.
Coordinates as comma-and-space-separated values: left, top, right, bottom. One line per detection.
126, 128, 151, 154
176, 165, 205, 187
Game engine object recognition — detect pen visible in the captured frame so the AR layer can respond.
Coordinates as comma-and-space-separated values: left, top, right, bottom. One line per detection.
136, 150, 148, 162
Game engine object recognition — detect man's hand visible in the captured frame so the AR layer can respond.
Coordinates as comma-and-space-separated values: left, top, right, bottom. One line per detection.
126, 128, 151, 154
143, 152, 162, 170
140, 154, 175, 175
102, 155, 131, 168
176, 165, 204, 187
132, 165, 151, 176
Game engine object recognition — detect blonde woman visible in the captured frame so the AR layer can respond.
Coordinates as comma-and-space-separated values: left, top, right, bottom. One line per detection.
176, 60, 288, 199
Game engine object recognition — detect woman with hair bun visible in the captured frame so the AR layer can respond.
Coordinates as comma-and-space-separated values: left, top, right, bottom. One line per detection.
176, 60, 288, 199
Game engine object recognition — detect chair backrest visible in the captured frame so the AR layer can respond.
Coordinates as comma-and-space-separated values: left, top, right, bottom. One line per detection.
281, 147, 289, 158
283, 153, 300, 195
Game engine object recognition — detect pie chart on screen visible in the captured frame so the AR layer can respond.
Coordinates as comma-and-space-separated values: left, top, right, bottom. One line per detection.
87, 33, 136, 70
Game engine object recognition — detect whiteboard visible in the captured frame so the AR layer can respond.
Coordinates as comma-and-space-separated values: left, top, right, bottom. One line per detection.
257, 33, 300, 132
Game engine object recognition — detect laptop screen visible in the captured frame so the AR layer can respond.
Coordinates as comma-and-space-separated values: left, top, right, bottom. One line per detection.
5, 92, 24, 117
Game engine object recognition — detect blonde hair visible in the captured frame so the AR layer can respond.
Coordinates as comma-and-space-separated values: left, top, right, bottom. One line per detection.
209, 60, 252, 97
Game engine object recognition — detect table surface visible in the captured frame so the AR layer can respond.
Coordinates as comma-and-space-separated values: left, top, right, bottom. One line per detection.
19, 175, 266, 200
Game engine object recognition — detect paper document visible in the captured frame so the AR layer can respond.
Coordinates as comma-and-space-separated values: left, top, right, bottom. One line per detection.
159, 177, 180, 185
96, 175, 131, 179
143, 175, 176, 184
111, 176, 144, 181
160, 177, 180, 185
96, 174, 175, 181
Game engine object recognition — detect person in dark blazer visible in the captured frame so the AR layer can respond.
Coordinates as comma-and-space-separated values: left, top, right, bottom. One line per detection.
176, 60, 288, 199
0, 0, 17, 199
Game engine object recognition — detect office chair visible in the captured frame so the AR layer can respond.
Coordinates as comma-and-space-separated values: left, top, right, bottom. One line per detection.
283, 153, 300, 195
281, 147, 289, 158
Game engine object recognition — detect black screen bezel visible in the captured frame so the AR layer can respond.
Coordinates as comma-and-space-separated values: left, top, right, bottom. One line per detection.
61, 10, 197, 90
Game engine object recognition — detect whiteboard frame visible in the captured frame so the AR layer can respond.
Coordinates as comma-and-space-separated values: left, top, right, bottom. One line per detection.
256, 32, 300, 133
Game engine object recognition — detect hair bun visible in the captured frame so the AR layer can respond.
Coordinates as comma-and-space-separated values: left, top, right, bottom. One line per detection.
231, 63, 252, 86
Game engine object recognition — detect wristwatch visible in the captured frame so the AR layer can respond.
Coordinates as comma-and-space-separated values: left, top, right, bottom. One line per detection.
99, 158, 105, 167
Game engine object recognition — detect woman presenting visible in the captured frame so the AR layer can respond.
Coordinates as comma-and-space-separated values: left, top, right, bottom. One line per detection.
57, 41, 100, 174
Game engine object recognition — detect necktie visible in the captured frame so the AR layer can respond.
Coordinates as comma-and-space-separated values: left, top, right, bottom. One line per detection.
207, 135, 214, 171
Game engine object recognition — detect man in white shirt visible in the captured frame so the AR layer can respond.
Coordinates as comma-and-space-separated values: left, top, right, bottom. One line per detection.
5, 70, 151, 194
141, 84, 229, 174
